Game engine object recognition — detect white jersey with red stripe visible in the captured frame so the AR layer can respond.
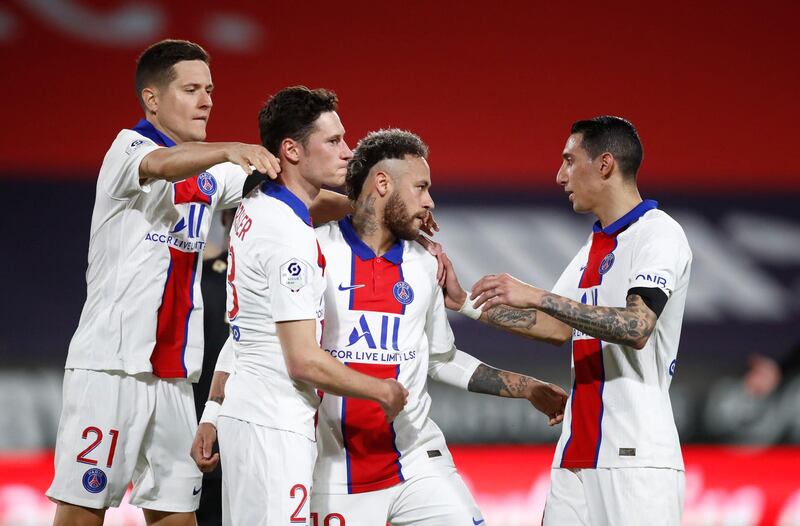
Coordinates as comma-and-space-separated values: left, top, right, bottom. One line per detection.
551, 200, 691, 470
65, 119, 246, 381
218, 181, 326, 441
312, 218, 473, 495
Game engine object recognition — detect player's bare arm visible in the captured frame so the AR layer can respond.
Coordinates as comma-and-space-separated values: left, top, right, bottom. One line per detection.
467, 364, 568, 426
439, 253, 570, 344
139, 141, 280, 184
309, 189, 353, 223
277, 319, 409, 421
472, 273, 657, 349
191, 344, 232, 473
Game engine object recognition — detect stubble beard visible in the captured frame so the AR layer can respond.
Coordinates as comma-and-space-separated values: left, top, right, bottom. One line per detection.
384, 191, 422, 241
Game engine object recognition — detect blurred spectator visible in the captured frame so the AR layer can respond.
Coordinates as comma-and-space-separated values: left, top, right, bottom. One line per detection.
743, 342, 800, 399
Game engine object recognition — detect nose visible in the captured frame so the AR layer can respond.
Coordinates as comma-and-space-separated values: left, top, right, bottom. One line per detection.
200, 90, 212, 110
423, 191, 434, 211
341, 140, 353, 160
556, 164, 567, 186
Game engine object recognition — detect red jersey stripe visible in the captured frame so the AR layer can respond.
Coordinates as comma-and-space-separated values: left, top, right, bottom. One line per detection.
350, 255, 404, 314
174, 176, 212, 205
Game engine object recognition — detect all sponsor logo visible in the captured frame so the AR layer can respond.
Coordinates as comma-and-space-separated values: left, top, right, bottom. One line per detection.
197, 172, 217, 196
393, 281, 414, 305
82, 468, 107, 494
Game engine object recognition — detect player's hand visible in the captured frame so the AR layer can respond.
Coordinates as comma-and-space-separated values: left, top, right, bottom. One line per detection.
225, 143, 281, 179
420, 211, 439, 237
416, 235, 446, 286
190, 422, 220, 473
440, 252, 468, 310
525, 380, 568, 426
378, 378, 409, 422
471, 273, 543, 310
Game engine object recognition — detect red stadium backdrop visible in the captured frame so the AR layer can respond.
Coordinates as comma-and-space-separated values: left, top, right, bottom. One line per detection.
1, 1, 799, 191
1, 446, 798, 525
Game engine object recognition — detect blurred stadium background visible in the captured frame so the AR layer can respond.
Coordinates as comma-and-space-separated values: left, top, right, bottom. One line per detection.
1, 1, 799, 524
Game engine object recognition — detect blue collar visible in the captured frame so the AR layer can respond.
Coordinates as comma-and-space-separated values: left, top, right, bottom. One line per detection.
131, 118, 176, 147
593, 199, 659, 235
261, 181, 312, 226
338, 216, 404, 264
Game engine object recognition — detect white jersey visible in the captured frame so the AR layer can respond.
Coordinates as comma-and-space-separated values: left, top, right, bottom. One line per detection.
313, 218, 479, 494
551, 200, 692, 470
219, 181, 326, 441
65, 119, 246, 380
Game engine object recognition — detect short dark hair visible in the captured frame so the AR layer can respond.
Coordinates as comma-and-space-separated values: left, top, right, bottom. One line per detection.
258, 86, 338, 156
135, 40, 209, 110
571, 116, 643, 178
346, 129, 429, 201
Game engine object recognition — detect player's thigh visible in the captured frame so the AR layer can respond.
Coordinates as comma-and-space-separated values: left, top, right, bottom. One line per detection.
219, 417, 316, 526
543, 468, 590, 526
389, 469, 484, 526
130, 377, 202, 513
584, 468, 684, 526
310, 489, 393, 526
47, 369, 152, 509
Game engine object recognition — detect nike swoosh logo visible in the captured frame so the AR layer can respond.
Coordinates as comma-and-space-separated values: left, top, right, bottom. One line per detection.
472, 519, 485, 525
338, 283, 365, 291
192, 486, 202, 495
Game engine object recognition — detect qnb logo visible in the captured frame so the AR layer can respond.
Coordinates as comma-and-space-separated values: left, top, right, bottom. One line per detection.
347, 314, 401, 351
636, 273, 668, 288
171, 203, 206, 239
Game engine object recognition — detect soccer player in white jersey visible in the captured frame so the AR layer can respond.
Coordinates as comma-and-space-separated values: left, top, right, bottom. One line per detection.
46, 41, 347, 526
195, 88, 409, 526
308, 129, 569, 525
454, 116, 692, 525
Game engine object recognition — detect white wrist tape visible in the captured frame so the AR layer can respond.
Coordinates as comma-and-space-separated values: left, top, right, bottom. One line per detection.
458, 296, 482, 320
199, 400, 222, 428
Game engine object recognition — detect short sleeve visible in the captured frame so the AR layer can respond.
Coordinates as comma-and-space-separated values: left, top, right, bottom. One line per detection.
101, 132, 160, 200
628, 221, 691, 297
265, 237, 320, 322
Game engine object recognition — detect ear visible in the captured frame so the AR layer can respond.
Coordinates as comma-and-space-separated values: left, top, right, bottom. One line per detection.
374, 170, 391, 198
598, 152, 615, 179
141, 87, 158, 114
281, 138, 301, 163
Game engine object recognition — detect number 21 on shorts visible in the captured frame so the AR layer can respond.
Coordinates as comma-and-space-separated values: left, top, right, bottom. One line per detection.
76, 427, 120, 468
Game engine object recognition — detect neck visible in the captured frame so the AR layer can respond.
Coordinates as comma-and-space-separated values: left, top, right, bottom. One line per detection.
145, 115, 182, 145
277, 166, 321, 208
351, 194, 397, 256
594, 183, 643, 228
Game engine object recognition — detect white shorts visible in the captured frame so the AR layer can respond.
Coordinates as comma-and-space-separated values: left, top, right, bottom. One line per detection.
311, 467, 483, 526
543, 467, 684, 526
46, 369, 202, 511
218, 416, 317, 526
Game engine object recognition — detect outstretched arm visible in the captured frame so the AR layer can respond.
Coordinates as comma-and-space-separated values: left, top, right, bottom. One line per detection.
140, 141, 280, 183
471, 273, 657, 349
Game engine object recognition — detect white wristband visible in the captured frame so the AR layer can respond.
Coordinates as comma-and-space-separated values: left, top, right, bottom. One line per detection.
458, 296, 482, 320
199, 400, 222, 428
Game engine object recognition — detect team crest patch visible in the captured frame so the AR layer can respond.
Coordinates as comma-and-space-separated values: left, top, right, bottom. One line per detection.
82, 468, 107, 494
280, 258, 310, 291
599, 253, 615, 274
393, 281, 414, 305
197, 172, 218, 196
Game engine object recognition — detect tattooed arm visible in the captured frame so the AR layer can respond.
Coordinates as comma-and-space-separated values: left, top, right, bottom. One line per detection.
472, 273, 657, 349
439, 253, 571, 345
467, 363, 568, 426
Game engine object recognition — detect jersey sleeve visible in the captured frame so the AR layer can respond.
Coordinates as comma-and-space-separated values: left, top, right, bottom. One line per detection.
101, 132, 160, 200
264, 234, 320, 323
208, 162, 247, 210
628, 221, 691, 298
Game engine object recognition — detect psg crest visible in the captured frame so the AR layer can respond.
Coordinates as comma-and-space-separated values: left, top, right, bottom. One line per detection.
599, 253, 615, 275
82, 468, 107, 494
197, 172, 218, 196
393, 281, 414, 305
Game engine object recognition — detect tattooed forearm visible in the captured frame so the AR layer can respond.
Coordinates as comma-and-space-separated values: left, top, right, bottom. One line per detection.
486, 305, 538, 333
352, 195, 378, 237
538, 293, 655, 347
468, 364, 532, 398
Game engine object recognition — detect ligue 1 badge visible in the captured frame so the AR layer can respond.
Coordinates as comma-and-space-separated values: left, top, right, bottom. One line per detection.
599, 253, 615, 275
393, 281, 414, 305
82, 467, 107, 494
197, 172, 218, 196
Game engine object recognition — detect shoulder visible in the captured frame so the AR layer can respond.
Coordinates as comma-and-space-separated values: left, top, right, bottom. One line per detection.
204, 162, 246, 182
314, 220, 341, 245
636, 210, 688, 242
404, 241, 438, 277
108, 129, 159, 157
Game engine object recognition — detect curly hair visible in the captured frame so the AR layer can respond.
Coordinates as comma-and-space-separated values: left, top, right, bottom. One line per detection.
346, 129, 429, 201
135, 40, 209, 111
258, 86, 338, 156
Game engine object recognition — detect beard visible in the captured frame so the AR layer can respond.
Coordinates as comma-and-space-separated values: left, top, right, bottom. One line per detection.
384, 192, 424, 241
